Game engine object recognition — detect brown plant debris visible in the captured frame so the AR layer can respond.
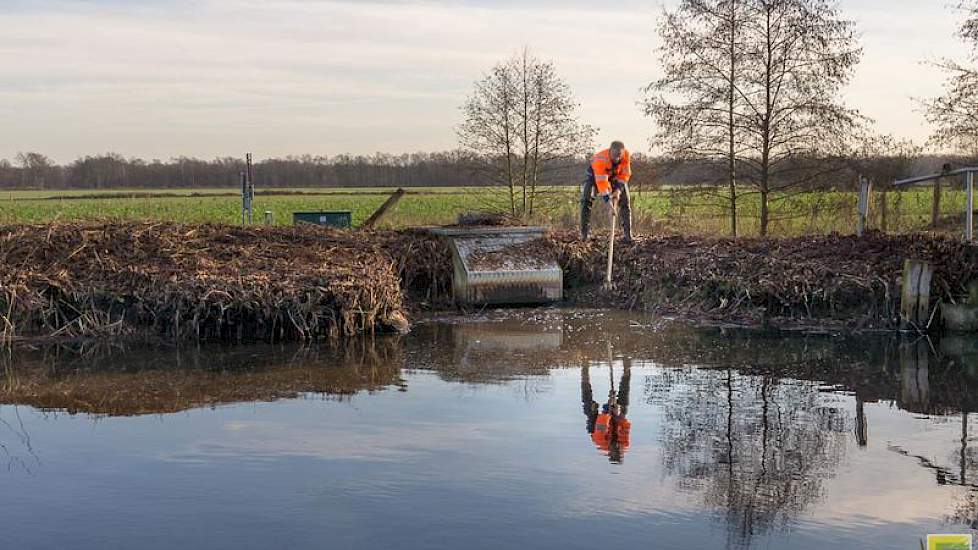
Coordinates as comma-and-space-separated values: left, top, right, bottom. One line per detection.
0, 222, 450, 344
544, 231, 978, 327
467, 241, 557, 271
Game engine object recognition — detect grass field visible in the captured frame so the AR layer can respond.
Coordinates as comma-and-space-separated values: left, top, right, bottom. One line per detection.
0, 185, 971, 237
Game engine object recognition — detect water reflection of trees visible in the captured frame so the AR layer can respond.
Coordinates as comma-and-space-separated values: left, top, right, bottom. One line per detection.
647, 367, 849, 548
0, 404, 39, 473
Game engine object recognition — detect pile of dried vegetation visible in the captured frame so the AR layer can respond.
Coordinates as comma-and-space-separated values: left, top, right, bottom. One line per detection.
3, 220, 975, 344
546, 231, 978, 327
0, 222, 449, 344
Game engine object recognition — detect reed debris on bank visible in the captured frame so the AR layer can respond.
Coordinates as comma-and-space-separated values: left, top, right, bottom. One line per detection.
0, 222, 440, 343
546, 231, 978, 327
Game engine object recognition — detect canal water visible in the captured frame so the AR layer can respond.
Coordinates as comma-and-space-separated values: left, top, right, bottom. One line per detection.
2, 309, 978, 549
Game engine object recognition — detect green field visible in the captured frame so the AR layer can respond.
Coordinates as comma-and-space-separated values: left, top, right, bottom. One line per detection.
0, 185, 970, 237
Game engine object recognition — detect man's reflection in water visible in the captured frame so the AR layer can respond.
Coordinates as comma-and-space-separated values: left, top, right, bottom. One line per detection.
581, 358, 632, 464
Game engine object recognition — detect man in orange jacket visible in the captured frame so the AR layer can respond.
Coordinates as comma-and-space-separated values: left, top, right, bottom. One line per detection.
581, 140, 633, 242
581, 359, 633, 464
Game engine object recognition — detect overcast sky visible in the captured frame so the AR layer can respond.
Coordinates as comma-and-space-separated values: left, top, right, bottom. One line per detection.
0, 0, 971, 162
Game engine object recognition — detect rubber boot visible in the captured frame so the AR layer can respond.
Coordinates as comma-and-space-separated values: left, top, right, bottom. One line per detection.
619, 184, 633, 243
580, 178, 595, 240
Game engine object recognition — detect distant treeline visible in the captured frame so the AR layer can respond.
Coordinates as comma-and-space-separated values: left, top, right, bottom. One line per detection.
0, 151, 667, 190
0, 150, 967, 190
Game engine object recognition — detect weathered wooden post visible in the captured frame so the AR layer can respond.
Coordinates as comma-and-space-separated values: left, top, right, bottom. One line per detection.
878, 188, 889, 232
857, 176, 871, 237
362, 188, 406, 230
932, 164, 949, 229
901, 259, 934, 330
264, 211, 273, 225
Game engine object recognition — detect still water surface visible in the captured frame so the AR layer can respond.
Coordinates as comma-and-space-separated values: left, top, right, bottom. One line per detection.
2, 310, 978, 549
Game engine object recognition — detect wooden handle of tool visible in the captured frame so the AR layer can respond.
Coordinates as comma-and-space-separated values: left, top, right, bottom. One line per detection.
605, 200, 616, 287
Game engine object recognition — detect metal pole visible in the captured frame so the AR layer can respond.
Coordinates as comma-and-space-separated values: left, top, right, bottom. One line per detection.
966, 170, 975, 240
240, 171, 247, 226
857, 176, 870, 237
246, 153, 255, 225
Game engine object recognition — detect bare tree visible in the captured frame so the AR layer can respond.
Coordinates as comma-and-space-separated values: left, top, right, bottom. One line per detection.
457, 49, 594, 219
15, 152, 59, 189
645, 0, 754, 236
739, 0, 863, 236
926, 2, 978, 154
650, 0, 863, 236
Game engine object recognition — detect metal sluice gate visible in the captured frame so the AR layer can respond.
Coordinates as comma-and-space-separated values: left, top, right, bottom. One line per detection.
428, 227, 563, 306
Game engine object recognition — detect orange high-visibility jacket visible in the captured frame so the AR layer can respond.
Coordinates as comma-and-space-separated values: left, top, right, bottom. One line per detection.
591, 148, 632, 195
592, 413, 612, 451
616, 418, 631, 450
591, 414, 632, 453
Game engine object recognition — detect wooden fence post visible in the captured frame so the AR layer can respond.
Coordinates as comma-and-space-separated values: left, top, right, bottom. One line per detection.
879, 189, 889, 232
362, 188, 406, 230
901, 259, 934, 330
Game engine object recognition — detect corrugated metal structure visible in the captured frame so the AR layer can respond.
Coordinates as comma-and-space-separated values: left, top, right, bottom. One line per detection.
428, 227, 563, 306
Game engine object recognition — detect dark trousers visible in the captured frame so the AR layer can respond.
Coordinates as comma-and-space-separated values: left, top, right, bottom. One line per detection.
580, 176, 632, 240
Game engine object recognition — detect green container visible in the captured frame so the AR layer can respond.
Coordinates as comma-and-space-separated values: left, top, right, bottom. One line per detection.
292, 211, 352, 228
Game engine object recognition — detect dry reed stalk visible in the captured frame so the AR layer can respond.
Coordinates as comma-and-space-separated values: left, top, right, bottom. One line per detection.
0, 222, 446, 344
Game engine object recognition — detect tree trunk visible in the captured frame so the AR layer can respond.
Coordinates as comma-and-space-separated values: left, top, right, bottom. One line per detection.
506, 150, 516, 216
879, 188, 889, 232
521, 51, 530, 217
503, 88, 517, 216
932, 176, 943, 229
529, 75, 543, 216
760, 188, 770, 236
728, 0, 739, 237
759, 4, 774, 238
